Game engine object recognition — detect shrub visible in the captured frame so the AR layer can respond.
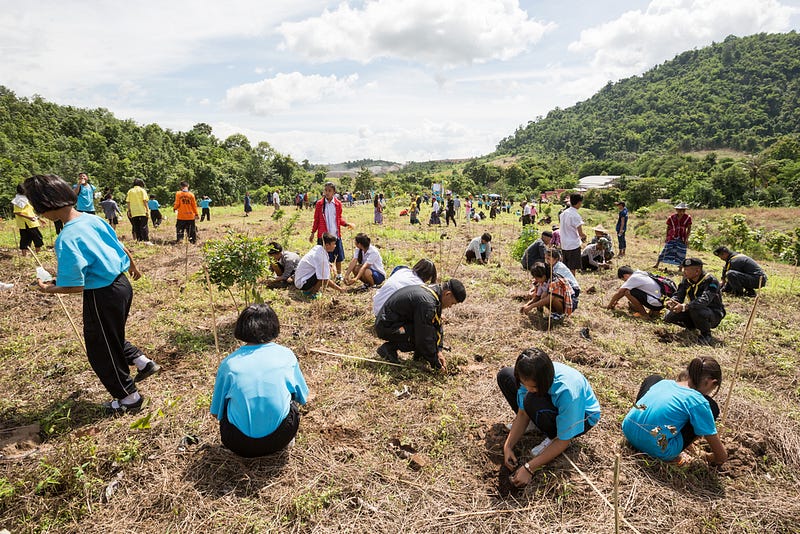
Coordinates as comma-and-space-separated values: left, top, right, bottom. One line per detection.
510, 226, 539, 263
204, 231, 272, 307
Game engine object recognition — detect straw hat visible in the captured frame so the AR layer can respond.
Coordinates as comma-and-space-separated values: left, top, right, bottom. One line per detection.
592, 224, 609, 233
674, 202, 689, 210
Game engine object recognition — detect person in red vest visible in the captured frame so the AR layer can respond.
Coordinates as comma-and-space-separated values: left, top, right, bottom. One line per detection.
309, 182, 355, 279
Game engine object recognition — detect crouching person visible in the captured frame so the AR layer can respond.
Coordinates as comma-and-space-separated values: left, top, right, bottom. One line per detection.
374, 279, 466, 371
622, 357, 727, 467
210, 304, 308, 457
497, 348, 601, 487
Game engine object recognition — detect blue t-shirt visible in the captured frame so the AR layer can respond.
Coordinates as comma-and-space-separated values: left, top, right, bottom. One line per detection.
74, 183, 96, 212
616, 208, 629, 233
210, 343, 309, 438
147, 199, 161, 210
622, 380, 716, 460
199, 198, 212, 209
55, 214, 130, 289
517, 362, 601, 440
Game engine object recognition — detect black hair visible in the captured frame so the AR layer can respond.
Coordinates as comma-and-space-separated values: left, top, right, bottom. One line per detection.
23, 174, 78, 214
321, 232, 337, 245
617, 265, 634, 279
324, 181, 336, 192
267, 241, 283, 254
481, 232, 492, 242
234, 304, 280, 344
514, 348, 555, 397
133, 178, 145, 187
354, 233, 371, 249
530, 263, 551, 279
542, 230, 553, 238
16, 183, 24, 194
149, 194, 156, 199
374, 196, 380, 207
444, 278, 466, 303
686, 356, 722, 396
104, 193, 113, 200
180, 181, 189, 188
412, 258, 437, 283
545, 248, 561, 261
713, 246, 731, 256
569, 193, 583, 206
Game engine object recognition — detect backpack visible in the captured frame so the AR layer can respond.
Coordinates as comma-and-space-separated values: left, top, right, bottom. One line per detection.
647, 272, 678, 299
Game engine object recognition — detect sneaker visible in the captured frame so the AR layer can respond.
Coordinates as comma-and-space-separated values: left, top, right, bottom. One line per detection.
376, 342, 400, 363
505, 421, 537, 433
103, 396, 144, 416
530, 437, 553, 457
302, 290, 321, 300
353, 283, 371, 293
335, 274, 344, 283
134, 361, 161, 383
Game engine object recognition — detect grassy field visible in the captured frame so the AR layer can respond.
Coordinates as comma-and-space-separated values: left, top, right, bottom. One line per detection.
0, 201, 799, 533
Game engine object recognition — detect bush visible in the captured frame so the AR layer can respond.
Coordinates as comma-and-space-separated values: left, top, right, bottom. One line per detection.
510, 226, 539, 263
203, 232, 272, 307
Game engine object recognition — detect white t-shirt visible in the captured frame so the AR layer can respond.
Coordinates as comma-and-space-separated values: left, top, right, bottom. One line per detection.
432, 200, 440, 212
353, 245, 386, 276
523, 204, 531, 216
466, 236, 492, 260
323, 198, 338, 238
621, 271, 663, 306
372, 267, 422, 316
294, 245, 331, 288
559, 207, 584, 250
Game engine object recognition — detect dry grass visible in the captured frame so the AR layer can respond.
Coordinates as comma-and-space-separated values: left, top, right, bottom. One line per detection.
0, 202, 799, 533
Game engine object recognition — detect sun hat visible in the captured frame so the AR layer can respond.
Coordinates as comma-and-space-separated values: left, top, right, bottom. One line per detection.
674, 202, 689, 209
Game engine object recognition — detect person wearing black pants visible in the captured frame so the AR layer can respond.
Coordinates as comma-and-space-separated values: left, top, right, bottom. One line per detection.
131, 215, 149, 242
176, 219, 197, 244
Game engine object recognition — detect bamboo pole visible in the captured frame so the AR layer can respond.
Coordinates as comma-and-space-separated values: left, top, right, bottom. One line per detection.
789, 257, 798, 295
28, 247, 87, 356
184, 233, 189, 285
613, 453, 621, 534
203, 265, 221, 361
308, 348, 405, 368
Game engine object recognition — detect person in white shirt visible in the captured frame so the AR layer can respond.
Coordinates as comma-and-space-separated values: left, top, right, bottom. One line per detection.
343, 233, 387, 290
559, 193, 587, 273
372, 259, 437, 316
606, 265, 665, 320
429, 198, 441, 225
522, 202, 532, 226
272, 191, 280, 210
294, 233, 345, 298
580, 239, 611, 271
465, 233, 492, 264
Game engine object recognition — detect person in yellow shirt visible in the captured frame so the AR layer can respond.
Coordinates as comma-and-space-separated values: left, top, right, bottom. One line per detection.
12, 183, 45, 256
126, 179, 150, 242
173, 181, 199, 244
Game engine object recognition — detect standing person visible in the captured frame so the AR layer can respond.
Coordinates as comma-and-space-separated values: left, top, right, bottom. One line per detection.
622, 357, 727, 466
409, 197, 420, 225
210, 304, 308, 457
25, 174, 160, 414
497, 348, 601, 488
126, 178, 150, 242
464, 197, 472, 222
73, 172, 96, 214
664, 258, 726, 345
266, 242, 301, 288
559, 193, 587, 274
465, 233, 493, 264
453, 195, 461, 219
372, 259, 437, 316
614, 201, 629, 258
606, 266, 665, 320
243, 191, 253, 217
343, 233, 386, 290
429, 196, 441, 225
294, 233, 346, 298
654, 202, 692, 270
374, 279, 467, 370
12, 183, 44, 256
713, 246, 767, 297
550, 225, 561, 248
173, 181, 199, 244
522, 202, 532, 226
445, 195, 457, 227
373, 195, 384, 224
199, 196, 212, 222
148, 195, 163, 228
100, 193, 122, 230
309, 182, 354, 280
272, 190, 280, 211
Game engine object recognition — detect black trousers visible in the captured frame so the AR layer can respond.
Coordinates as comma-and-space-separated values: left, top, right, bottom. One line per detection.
150, 210, 162, 227
635, 375, 720, 450
201, 208, 211, 221
725, 271, 766, 294
176, 219, 197, 244
220, 401, 299, 457
54, 220, 64, 234
497, 367, 592, 440
131, 216, 149, 241
83, 275, 144, 399
374, 321, 417, 353
445, 211, 457, 226
19, 227, 44, 249
664, 306, 722, 336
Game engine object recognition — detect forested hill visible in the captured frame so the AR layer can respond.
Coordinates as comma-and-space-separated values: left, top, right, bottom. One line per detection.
496, 32, 800, 160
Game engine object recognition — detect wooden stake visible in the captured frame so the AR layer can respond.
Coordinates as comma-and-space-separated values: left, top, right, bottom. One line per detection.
308, 348, 405, 368
789, 257, 798, 295
28, 247, 87, 356
184, 233, 189, 285
613, 453, 621, 534
203, 265, 221, 361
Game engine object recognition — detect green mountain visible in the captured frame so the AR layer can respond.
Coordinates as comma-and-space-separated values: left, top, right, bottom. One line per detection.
496, 32, 800, 160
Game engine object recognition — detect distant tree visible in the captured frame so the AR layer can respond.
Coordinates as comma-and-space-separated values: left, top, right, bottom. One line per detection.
354, 167, 375, 193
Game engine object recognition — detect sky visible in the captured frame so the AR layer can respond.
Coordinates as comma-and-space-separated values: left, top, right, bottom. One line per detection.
1, 0, 799, 164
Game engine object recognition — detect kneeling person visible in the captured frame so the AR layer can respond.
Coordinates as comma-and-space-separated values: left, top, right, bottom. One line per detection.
343, 233, 386, 290
606, 266, 665, 320
267, 242, 301, 288
465, 233, 492, 264
664, 258, 725, 345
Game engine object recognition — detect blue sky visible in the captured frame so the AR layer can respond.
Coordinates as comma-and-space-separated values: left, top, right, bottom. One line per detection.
2, 0, 799, 164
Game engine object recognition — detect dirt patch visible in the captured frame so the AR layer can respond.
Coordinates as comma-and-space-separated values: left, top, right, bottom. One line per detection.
0, 424, 41, 460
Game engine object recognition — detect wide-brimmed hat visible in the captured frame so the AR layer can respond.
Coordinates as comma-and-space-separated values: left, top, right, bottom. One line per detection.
592, 224, 608, 233
674, 202, 689, 209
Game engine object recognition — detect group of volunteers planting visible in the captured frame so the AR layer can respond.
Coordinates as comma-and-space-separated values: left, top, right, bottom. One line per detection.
13, 174, 769, 488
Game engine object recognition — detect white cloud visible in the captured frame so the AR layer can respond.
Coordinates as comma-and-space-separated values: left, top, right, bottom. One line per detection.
223, 72, 359, 115
277, 0, 556, 67
569, 0, 799, 80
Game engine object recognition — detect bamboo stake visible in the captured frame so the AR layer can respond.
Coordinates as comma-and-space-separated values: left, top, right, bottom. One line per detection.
28, 247, 87, 356
613, 453, 621, 534
203, 265, 221, 361
562, 452, 642, 534
308, 348, 405, 368
184, 233, 189, 285
789, 257, 798, 295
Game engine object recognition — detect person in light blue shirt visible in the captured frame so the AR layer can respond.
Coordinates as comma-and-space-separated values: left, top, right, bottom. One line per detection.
497, 348, 601, 487
199, 196, 212, 222
622, 357, 727, 466
73, 172, 97, 213
148, 195, 163, 228
211, 304, 309, 457
25, 174, 160, 416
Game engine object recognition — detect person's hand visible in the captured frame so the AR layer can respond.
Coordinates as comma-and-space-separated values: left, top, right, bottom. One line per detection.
437, 351, 447, 372
503, 445, 517, 470
347, 222, 355, 229
510, 465, 533, 487
36, 280, 54, 292
129, 264, 142, 281
308, 233, 315, 243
